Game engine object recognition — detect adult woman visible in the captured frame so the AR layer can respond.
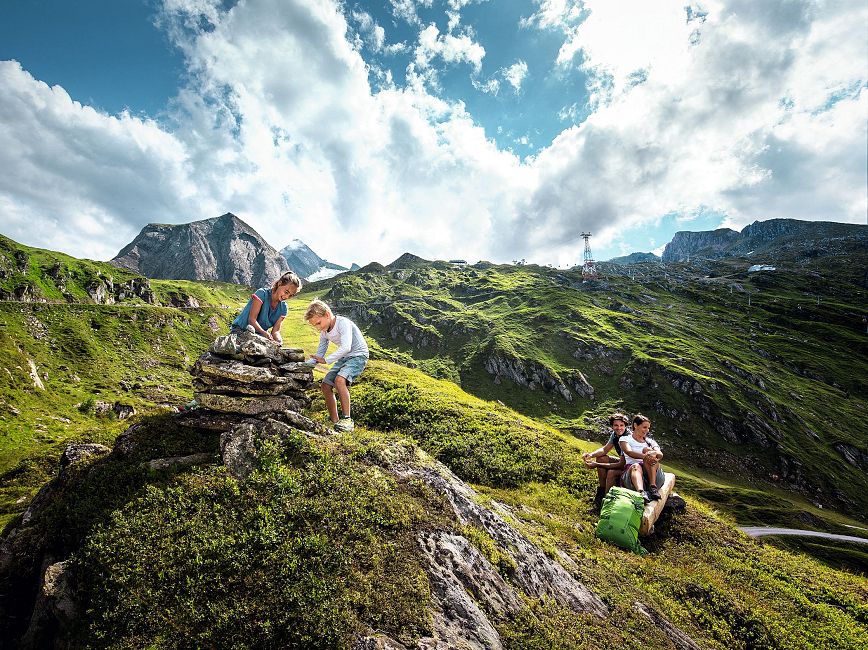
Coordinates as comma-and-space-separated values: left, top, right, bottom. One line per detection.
619, 414, 665, 503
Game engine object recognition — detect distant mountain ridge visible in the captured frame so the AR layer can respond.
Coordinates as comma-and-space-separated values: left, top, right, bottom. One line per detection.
607, 251, 660, 265
279, 240, 348, 281
662, 219, 866, 262
111, 213, 288, 288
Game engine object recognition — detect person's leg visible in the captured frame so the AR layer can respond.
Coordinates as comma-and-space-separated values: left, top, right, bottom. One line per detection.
644, 458, 660, 487
335, 375, 350, 418
605, 466, 621, 491
595, 466, 609, 489
629, 464, 645, 491
321, 382, 339, 423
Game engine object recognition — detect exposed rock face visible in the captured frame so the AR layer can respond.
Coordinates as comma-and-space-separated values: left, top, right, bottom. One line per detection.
85, 273, 155, 305
279, 239, 348, 281
608, 252, 661, 265
417, 531, 520, 650
111, 212, 289, 287
484, 351, 580, 402
661, 228, 740, 262
395, 464, 609, 619
661, 219, 866, 262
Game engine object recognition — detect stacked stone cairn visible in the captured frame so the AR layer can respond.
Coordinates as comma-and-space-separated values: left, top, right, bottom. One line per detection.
187, 330, 330, 479
191, 330, 315, 416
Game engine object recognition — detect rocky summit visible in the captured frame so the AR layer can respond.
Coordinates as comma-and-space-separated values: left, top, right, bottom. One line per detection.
110, 212, 289, 287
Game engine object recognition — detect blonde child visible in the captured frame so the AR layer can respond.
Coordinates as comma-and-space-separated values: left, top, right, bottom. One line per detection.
231, 271, 302, 345
304, 299, 369, 432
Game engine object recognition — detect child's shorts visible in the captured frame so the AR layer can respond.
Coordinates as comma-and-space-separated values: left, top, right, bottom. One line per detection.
324, 355, 368, 386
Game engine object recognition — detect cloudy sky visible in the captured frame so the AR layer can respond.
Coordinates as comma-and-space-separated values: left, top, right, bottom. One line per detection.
0, 0, 865, 267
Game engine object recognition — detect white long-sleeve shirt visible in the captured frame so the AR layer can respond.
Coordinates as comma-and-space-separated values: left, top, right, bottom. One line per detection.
316, 316, 370, 364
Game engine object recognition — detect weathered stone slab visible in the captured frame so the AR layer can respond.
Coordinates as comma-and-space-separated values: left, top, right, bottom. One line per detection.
415, 530, 521, 649
192, 378, 310, 396
278, 361, 314, 373
195, 392, 308, 415
270, 410, 329, 435
193, 353, 284, 384
210, 331, 305, 364
398, 464, 608, 618
175, 411, 256, 432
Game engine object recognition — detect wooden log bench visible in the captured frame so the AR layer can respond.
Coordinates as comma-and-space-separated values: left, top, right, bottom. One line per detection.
640, 472, 676, 536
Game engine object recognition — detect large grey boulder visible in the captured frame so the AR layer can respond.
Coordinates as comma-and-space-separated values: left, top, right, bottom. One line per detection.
220, 419, 312, 479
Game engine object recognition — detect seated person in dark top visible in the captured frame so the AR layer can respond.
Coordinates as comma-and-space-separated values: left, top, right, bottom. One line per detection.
582, 413, 629, 510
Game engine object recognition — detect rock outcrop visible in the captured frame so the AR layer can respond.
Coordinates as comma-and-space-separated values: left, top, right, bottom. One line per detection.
111, 212, 289, 288
661, 228, 740, 262
661, 219, 866, 262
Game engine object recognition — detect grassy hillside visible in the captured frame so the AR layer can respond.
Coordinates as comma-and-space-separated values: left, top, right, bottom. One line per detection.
0, 235, 326, 529
0, 226, 865, 646
2, 360, 866, 648
304, 249, 868, 514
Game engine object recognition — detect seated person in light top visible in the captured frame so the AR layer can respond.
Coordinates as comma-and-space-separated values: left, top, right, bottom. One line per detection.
582, 413, 629, 510
305, 299, 369, 433
619, 413, 665, 503
231, 271, 302, 346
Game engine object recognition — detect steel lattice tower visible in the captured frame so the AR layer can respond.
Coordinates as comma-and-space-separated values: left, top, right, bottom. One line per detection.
581, 232, 598, 280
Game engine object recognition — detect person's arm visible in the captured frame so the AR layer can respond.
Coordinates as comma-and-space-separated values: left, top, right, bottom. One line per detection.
643, 439, 663, 460
314, 332, 329, 363
324, 318, 353, 364
246, 293, 273, 339
270, 316, 285, 345
582, 440, 614, 464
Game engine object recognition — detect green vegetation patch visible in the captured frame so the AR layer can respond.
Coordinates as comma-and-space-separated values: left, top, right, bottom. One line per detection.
9, 417, 445, 649
352, 362, 585, 488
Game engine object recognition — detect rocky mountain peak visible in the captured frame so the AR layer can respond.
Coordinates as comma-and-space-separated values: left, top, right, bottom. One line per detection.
278, 239, 348, 281
661, 228, 739, 262
110, 213, 289, 288
386, 252, 429, 270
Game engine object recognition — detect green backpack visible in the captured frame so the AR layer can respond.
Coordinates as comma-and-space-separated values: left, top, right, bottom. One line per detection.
595, 486, 647, 555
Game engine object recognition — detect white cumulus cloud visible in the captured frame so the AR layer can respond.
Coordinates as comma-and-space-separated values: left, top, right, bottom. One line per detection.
502, 60, 528, 93
0, 0, 864, 270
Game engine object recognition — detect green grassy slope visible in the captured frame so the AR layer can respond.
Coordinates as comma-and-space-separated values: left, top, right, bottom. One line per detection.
0, 235, 325, 528
3, 360, 866, 649
304, 249, 868, 514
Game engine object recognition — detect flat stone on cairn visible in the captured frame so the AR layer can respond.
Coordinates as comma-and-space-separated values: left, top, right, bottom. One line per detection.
191, 331, 314, 416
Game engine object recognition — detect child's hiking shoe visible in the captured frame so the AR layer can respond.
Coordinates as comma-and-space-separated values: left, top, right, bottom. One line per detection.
647, 484, 661, 501
334, 417, 355, 432
640, 490, 651, 504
